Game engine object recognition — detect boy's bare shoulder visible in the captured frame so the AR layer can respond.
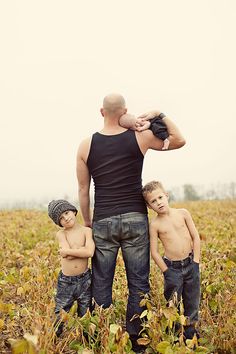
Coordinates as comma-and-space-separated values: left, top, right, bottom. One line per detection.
177, 208, 191, 217
149, 216, 160, 229
80, 225, 93, 236
56, 229, 65, 239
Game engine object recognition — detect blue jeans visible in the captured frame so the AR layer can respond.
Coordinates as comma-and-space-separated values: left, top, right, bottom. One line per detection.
163, 254, 200, 339
54, 269, 92, 336
92, 212, 150, 346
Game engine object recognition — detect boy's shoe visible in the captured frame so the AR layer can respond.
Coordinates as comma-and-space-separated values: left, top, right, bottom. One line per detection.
130, 334, 147, 354
55, 323, 64, 337
132, 345, 146, 354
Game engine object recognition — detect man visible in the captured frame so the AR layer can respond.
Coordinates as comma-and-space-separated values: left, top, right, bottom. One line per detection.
76, 93, 185, 353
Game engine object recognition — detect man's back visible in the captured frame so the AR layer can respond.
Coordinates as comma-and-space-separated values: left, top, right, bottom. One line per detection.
87, 130, 147, 221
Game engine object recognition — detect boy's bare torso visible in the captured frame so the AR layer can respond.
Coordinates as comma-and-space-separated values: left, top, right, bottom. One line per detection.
153, 208, 193, 260
57, 225, 88, 276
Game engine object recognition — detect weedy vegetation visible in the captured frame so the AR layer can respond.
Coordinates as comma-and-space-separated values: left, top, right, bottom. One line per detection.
0, 201, 235, 353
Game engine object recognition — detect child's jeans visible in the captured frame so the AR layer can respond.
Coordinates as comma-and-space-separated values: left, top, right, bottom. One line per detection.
163, 253, 200, 339
54, 268, 92, 336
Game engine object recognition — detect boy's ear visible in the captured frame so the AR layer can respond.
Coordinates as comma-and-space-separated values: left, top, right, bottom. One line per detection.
146, 202, 151, 209
166, 192, 169, 199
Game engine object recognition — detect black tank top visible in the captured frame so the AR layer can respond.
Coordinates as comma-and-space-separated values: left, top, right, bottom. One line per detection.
87, 130, 147, 221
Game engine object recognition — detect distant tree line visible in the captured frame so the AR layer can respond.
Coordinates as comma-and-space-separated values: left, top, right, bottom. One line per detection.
0, 182, 235, 209
169, 181, 236, 202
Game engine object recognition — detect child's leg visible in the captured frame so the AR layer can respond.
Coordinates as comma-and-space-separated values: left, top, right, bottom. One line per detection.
75, 269, 92, 317
54, 273, 75, 336
163, 266, 183, 303
163, 266, 183, 335
182, 261, 200, 339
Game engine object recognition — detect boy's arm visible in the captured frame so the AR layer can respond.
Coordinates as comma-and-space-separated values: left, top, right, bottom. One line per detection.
60, 228, 95, 258
150, 222, 168, 272
57, 231, 76, 260
182, 209, 201, 263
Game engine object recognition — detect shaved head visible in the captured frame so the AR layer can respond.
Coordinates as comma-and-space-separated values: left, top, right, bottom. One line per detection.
103, 93, 126, 113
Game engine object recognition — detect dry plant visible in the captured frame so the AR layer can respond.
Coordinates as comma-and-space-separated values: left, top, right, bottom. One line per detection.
0, 201, 235, 353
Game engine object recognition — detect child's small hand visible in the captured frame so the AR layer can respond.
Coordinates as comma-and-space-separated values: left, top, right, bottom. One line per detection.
59, 249, 68, 258
136, 119, 151, 131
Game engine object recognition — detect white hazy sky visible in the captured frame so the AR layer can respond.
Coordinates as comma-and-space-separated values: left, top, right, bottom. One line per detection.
1, 0, 236, 205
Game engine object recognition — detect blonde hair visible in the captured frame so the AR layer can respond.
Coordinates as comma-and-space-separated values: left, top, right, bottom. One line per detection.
142, 180, 166, 200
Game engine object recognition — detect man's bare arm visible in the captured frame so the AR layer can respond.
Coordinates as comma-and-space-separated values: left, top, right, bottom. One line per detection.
139, 110, 186, 152
120, 111, 185, 154
76, 138, 92, 227
182, 209, 201, 263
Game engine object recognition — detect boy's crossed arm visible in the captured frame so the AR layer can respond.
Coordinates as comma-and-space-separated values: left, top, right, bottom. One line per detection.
58, 228, 95, 259
57, 231, 75, 260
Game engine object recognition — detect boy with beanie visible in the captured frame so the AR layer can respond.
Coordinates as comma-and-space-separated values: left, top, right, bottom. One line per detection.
48, 199, 95, 337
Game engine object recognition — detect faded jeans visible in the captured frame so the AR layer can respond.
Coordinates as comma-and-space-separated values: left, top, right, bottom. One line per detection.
54, 268, 92, 336
163, 254, 200, 339
92, 212, 150, 348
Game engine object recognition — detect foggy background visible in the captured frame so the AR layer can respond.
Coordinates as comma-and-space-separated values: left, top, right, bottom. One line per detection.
1, 0, 235, 207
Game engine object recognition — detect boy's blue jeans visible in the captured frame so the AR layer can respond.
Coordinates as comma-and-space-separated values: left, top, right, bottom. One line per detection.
92, 212, 150, 349
163, 254, 200, 339
54, 268, 92, 336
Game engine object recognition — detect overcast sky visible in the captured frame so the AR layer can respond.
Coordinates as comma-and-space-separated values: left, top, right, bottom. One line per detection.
1, 0, 235, 205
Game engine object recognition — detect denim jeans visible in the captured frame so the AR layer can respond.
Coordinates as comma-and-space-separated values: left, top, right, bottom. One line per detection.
163, 255, 200, 339
92, 212, 150, 348
54, 268, 92, 336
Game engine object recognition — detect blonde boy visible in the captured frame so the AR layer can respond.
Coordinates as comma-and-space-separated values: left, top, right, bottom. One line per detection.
142, 181, 201, 340
48, 199, 95, 336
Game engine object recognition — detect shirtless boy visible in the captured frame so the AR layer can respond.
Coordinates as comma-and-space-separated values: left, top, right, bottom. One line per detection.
142, 181, 201, 340
48, 199, 95, 336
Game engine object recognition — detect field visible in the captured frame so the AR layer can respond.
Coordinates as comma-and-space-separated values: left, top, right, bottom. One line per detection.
0, 200, 235, 353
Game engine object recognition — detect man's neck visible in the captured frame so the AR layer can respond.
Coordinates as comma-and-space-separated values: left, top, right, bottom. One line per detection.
100, 116, 127, 135
100, 126, 127, 135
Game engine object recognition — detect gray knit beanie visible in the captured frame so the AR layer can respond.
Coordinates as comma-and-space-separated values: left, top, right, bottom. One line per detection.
48, 199, 77, 227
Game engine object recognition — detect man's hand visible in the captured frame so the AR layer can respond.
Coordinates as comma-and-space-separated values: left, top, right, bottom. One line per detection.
84, 220, 92, 228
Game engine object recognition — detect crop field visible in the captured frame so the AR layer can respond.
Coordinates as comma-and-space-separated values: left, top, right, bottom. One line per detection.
0, 200, 235, 353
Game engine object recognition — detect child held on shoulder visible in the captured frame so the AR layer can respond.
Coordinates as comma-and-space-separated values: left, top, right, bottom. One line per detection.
142, 181, 201, 341
48, 199, 95, 337
119, 112, 170, 150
